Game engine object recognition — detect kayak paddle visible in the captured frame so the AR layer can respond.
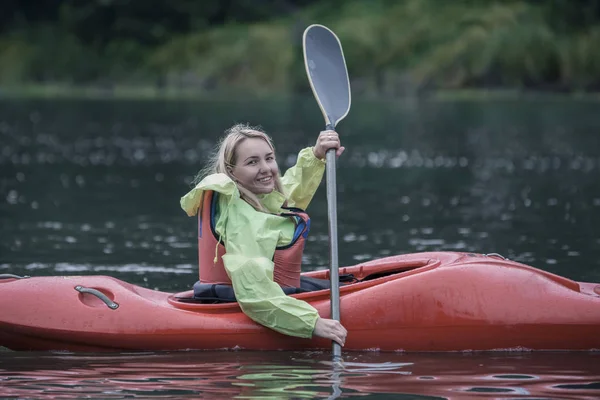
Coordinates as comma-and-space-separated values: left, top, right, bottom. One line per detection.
302, 24, 351, 360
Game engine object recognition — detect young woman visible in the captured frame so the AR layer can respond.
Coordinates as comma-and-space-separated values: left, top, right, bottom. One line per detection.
180, 123, 347, 346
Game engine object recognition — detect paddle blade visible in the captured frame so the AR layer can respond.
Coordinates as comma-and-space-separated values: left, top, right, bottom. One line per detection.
303, 24, 351, 128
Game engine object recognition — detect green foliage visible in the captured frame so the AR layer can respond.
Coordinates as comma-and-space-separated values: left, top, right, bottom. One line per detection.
150, 23, 294, 93
327, 0, 600, 94
1, 0, 600, 95
0, 37, 34, 83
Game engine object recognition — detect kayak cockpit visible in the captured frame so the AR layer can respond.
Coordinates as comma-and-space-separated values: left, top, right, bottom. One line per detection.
169, 257, 439, 308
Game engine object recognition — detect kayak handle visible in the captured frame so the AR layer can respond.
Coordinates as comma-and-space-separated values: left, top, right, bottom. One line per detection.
0, 274, 29, 279
485, 253, 508, 260
75, 285, 119, 310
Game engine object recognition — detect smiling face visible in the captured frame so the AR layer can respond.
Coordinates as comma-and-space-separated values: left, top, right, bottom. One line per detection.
230, 137, 279, 195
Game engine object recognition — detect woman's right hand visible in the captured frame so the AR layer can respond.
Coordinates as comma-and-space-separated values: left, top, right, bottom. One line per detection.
313, 317, 347, 346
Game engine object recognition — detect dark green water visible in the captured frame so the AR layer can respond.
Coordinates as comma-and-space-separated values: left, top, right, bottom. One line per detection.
1, 97, 600, 398
1, 97, 599, 288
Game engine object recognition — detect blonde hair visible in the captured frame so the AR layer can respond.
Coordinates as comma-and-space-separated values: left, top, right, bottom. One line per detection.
194, 123, 285, 211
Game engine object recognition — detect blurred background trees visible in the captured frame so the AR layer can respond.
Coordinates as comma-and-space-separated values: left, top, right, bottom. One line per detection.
1, 0, 600, 95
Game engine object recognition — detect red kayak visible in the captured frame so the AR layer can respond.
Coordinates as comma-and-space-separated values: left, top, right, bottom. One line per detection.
1, 251, 600, 352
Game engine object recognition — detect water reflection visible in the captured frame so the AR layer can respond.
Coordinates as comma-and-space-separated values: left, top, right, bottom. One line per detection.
1, 351, 599, 399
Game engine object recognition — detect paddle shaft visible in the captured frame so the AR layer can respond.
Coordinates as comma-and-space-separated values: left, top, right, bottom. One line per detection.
325, 122, 341, 360
302, 24, 348, 360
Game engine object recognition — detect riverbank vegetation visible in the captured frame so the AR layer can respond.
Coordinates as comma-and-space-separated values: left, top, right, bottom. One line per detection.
1, 0, 599, 97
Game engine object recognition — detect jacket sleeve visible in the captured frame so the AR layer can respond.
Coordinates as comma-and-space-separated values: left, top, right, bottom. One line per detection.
220, 200, 320, 338
281, 147, 326, 210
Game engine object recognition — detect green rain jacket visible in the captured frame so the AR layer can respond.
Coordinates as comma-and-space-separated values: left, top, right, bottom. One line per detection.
180, 147, 325, 338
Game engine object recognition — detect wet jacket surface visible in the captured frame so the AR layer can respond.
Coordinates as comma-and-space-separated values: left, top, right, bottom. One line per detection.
180, 147, 325, 338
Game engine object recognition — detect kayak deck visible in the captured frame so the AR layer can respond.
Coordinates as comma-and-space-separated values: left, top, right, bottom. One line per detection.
1, 252, 600, 352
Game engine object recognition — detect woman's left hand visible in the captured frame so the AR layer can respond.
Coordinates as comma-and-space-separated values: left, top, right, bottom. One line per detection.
313, 130, 345, 160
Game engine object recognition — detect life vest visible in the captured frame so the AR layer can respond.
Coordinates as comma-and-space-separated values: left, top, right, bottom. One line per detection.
198, 190, 310, 288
